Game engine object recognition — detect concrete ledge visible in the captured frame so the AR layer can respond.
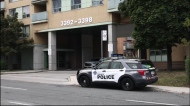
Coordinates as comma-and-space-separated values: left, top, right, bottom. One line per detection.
1, 70, 45, 74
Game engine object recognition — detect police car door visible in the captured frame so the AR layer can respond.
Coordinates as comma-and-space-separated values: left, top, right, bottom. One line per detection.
91, 62, 110, 82
106, 62, 125, 83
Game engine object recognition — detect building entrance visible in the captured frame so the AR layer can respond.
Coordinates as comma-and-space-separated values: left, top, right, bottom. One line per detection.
57, 51, 70, 69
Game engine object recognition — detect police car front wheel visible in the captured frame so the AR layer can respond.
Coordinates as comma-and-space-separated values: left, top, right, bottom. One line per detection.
121, 78, 134, 91
79, 76, 91, 87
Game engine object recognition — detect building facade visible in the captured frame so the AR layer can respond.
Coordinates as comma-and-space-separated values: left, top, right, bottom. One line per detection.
0, 0, 187, 70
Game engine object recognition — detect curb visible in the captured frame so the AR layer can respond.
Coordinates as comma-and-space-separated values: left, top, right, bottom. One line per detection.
147, 85, 190, 94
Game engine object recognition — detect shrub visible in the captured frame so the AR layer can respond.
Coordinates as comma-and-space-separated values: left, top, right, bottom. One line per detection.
185, 56, 190, 77
0, 61, 7, 70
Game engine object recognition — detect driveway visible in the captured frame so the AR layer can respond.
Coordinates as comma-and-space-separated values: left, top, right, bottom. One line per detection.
1, 70, 78, 85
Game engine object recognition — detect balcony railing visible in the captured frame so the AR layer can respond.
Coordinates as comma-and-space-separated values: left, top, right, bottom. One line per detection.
92, 0, 103, 6
125, 42, 134, 49
0, 1, 5, 10
71, 4, 81, 10
32, 11, 48, 24
31, 0, 47, 4
107, 0, 124, 13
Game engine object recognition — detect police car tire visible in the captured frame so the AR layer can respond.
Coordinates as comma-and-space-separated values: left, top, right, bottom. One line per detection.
79, 76, 91, 87
121, 78, 134, 91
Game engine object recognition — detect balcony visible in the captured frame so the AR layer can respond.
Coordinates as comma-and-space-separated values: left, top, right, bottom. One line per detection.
107, 0, 124, 13
92, 0, 103, 6
0, 1, 5, 11
125, 42, 134, 49
31, 0, 47, 5
32, 11, 48, 24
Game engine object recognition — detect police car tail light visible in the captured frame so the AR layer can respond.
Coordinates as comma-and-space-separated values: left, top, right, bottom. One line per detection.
138, 70, 145, 76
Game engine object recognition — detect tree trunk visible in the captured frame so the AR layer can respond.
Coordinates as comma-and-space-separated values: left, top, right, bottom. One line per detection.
167, 45, 172, 71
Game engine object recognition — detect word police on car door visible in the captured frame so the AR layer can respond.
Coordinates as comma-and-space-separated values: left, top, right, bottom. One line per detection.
91, 62, 125, 82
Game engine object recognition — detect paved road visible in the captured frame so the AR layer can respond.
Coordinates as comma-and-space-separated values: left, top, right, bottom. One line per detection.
1, 79, 189, 105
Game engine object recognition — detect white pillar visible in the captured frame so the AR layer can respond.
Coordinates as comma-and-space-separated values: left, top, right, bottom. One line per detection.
108, 24, 117, 57
48, 31, 57, 70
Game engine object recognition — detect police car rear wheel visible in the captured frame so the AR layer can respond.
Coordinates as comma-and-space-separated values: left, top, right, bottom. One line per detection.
79, 76, 91, 87
121, 78, 134, 91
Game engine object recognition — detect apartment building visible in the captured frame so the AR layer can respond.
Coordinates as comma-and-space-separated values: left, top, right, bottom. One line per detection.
0, 0, 186, 70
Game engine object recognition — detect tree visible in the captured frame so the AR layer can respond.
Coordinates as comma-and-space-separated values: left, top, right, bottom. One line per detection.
118, 0, 190, 71
0, 14, 33, 68
182, 18, 190, 44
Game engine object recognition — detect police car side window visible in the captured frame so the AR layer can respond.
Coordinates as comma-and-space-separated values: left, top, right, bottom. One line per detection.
126, 63, 142, 69
97, 62, 110, 69
110, 62, 123, 69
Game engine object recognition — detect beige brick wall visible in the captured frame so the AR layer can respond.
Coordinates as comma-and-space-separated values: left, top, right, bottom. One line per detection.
4, 0, 123, 44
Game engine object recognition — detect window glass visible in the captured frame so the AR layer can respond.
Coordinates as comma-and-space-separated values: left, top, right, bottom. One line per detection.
71, 0, 81, 9
53, 0, 61, 13
150, 51, 155, 61
150, 49, 167, 62
9, 8, 16, 17
110, 62, 123, 69
23, 6, 30, 18
25, 26, 30, 37
155, 50, 161, 61
97, 62, 109, 69
21, 25, 30, 37
162, 49, 167, 61
126, 63, 142, 69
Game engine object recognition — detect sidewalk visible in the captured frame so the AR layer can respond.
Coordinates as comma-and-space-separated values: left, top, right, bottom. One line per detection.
1, 70, 189, 94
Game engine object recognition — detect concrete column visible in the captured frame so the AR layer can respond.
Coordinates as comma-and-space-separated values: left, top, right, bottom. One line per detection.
81, 34, 93, 67
108, 24, 117, 57
48, 31, 57, 70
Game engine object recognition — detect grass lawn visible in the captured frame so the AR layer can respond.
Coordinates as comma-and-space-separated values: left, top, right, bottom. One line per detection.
153, 70, 190, 87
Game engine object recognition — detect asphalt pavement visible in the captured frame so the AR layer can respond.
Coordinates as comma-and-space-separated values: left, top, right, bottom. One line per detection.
2, 79, 189, 105
1, 70, 189, 94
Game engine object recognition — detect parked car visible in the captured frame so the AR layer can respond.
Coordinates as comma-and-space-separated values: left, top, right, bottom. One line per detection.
77, 59, 158, 91
83, 57, 106, 68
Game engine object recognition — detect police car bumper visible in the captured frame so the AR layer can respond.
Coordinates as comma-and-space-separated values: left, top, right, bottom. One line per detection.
135, 76, 158, 87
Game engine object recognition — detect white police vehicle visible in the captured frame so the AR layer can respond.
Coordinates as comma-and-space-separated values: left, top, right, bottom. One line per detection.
77, 58, 158, 91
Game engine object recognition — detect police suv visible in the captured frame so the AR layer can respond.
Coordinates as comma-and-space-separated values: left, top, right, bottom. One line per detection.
77, 59, 158, 91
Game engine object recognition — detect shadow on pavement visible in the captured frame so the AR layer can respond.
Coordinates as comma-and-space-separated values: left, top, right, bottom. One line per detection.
74, 83, 159, 92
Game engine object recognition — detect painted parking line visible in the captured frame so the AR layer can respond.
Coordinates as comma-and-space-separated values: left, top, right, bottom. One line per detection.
1, 86, 27, 91
125, 99, 179, 106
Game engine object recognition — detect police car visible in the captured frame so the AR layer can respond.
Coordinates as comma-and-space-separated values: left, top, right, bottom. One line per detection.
77, 58, 158, 91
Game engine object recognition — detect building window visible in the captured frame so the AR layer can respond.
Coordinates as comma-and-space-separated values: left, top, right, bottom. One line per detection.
9, 6, 30, 19
22, 6, 30, 18
71, 0, 81, 10
9, 8, 16, 17
9, 0, 19, 3
92, 0, 103, 6
52, 0, 61, 13
150, 49, 167, 62
21, 25, 30, 38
